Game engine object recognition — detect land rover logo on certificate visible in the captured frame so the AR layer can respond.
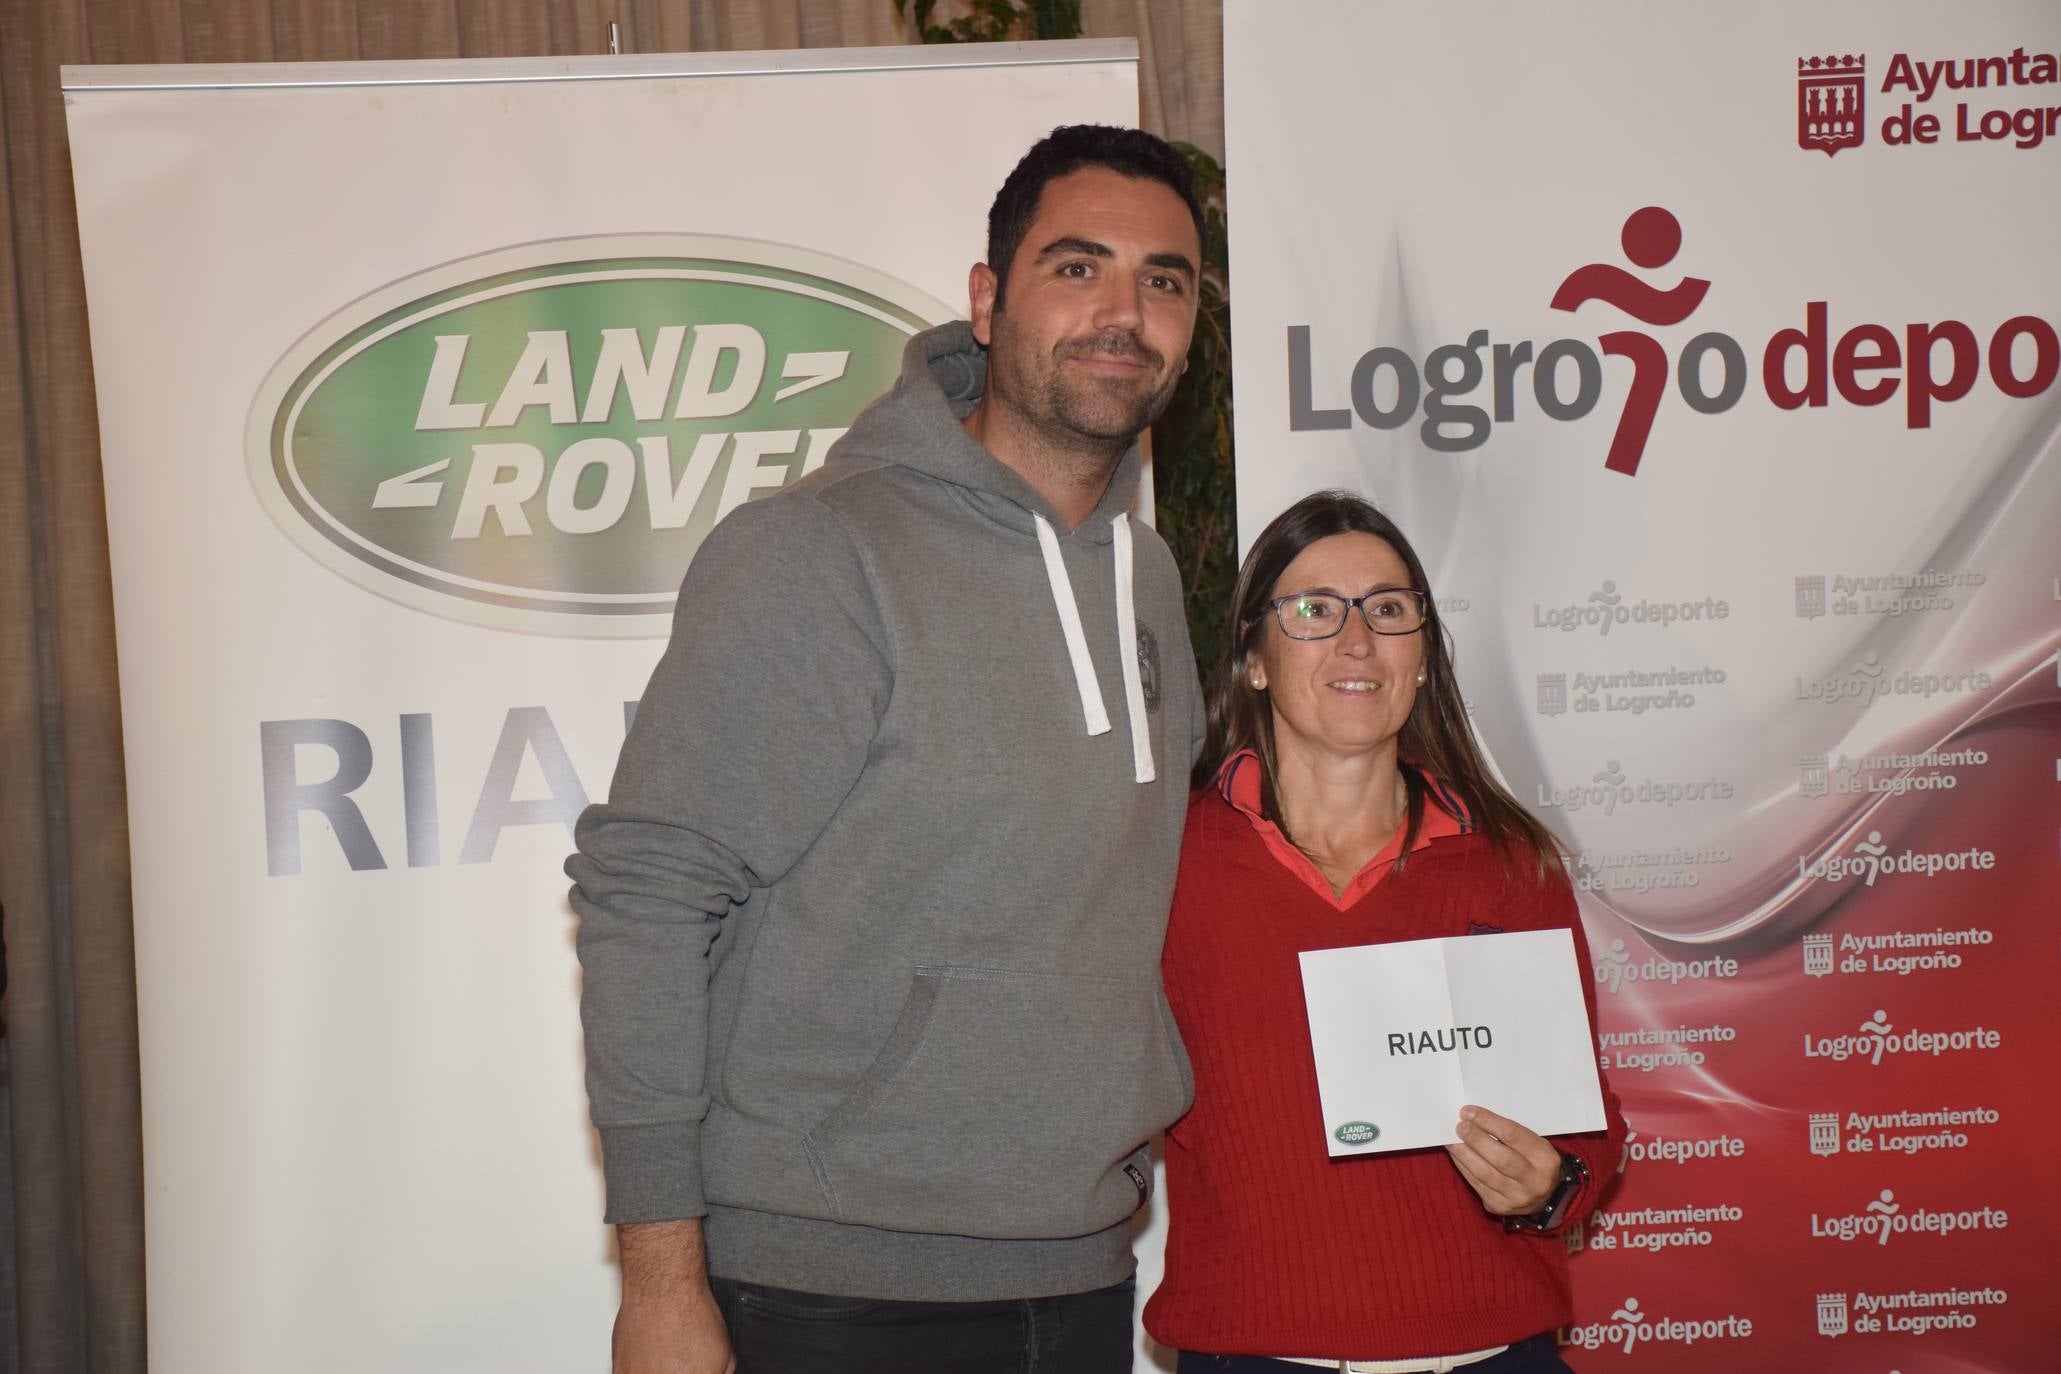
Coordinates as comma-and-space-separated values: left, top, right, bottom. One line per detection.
1335, 1120, 1380, 1146
246, 235, 952, 636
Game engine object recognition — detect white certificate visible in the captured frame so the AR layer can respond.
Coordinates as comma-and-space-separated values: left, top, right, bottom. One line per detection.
1298, 929, 1606, 1156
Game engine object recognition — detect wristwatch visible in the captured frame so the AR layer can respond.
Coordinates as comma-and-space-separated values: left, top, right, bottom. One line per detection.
1504, 1151, 1590, 1233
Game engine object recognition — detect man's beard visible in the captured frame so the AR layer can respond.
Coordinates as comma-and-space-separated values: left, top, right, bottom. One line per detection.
990, 320, 1180, 449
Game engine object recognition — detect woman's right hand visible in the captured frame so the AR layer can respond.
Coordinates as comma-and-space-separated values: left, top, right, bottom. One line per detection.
1445, 1105, 1561, 1217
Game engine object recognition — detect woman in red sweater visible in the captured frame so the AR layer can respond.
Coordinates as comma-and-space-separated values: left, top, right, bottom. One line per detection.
1145, 491, 1625, 1373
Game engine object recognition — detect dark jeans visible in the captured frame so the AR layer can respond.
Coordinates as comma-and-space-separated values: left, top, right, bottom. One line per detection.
1177, 1333, 1575, 1374
711, 1275, 1136, 1374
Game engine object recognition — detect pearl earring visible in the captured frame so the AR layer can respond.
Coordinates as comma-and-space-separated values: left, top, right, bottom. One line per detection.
1415, 672, 1426, 686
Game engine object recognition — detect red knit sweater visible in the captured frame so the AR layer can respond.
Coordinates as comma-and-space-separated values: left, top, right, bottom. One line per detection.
1144, 783, 1626, 1361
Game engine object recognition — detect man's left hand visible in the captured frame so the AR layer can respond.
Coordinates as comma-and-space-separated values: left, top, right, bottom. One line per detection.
1445, 1105, 1561, 1216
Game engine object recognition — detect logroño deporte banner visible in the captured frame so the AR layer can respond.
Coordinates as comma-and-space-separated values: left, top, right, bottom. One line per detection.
64, 43, 1139, 1373
1225, 2, 2058, 1370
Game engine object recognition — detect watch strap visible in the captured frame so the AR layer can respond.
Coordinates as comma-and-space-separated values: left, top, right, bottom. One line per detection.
1504, 1150, 1589, 1233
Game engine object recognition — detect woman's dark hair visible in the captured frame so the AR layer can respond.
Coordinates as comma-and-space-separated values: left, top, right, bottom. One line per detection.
1199, 489, 1564, 879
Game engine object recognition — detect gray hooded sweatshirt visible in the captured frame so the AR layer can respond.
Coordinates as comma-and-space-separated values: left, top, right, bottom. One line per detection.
568, 320, 1201, 1301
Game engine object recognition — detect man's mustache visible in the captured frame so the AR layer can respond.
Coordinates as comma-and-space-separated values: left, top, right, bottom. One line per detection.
1057, 332, 1163, 371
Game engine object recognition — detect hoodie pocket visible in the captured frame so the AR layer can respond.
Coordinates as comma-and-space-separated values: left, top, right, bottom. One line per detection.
801, 963, 1189, 1239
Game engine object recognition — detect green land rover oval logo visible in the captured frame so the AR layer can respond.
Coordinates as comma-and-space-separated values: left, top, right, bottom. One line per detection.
245, 235, 952, 636
1335, 1120, 1380, 1146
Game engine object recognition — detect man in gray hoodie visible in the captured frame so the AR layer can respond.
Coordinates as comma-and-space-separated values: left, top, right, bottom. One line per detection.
568, 125, 1206, 1374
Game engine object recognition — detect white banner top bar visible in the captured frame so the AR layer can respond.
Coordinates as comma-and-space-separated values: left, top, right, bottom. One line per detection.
62, 38, 1138, 93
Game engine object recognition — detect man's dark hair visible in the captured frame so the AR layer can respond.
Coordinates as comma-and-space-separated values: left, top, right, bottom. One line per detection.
986, 124, 1204, 308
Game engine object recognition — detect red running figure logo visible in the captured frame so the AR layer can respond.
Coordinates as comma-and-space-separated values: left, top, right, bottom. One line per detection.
1550, 207, 1710, 476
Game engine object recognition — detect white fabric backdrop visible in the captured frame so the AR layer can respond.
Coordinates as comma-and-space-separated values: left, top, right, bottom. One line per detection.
66, 44, 1143, 1372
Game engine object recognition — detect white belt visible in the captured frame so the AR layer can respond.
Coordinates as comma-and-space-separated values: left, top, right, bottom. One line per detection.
1271, 1345, 1508, 1373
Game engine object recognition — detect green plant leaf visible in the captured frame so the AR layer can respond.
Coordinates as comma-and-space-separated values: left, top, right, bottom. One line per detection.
898, 0, 1082, 44
1152, 142, 1237, 686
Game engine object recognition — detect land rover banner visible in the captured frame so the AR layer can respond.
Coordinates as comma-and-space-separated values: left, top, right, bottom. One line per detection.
64, 44, 1136, 1373
1227, 2, 2058, 1370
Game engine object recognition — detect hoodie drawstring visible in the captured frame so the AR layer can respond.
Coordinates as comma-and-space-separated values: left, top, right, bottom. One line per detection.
1032, 513, 1155, 785
1110, 515, 1156, 784
1034, 514, 1112, 738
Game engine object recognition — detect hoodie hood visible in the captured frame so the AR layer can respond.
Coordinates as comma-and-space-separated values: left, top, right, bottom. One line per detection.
824, 319, 1159, 782
828, 320, 1145, 546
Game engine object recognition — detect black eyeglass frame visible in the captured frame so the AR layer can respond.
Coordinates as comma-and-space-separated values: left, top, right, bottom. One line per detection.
1262, 587, 1432, 639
